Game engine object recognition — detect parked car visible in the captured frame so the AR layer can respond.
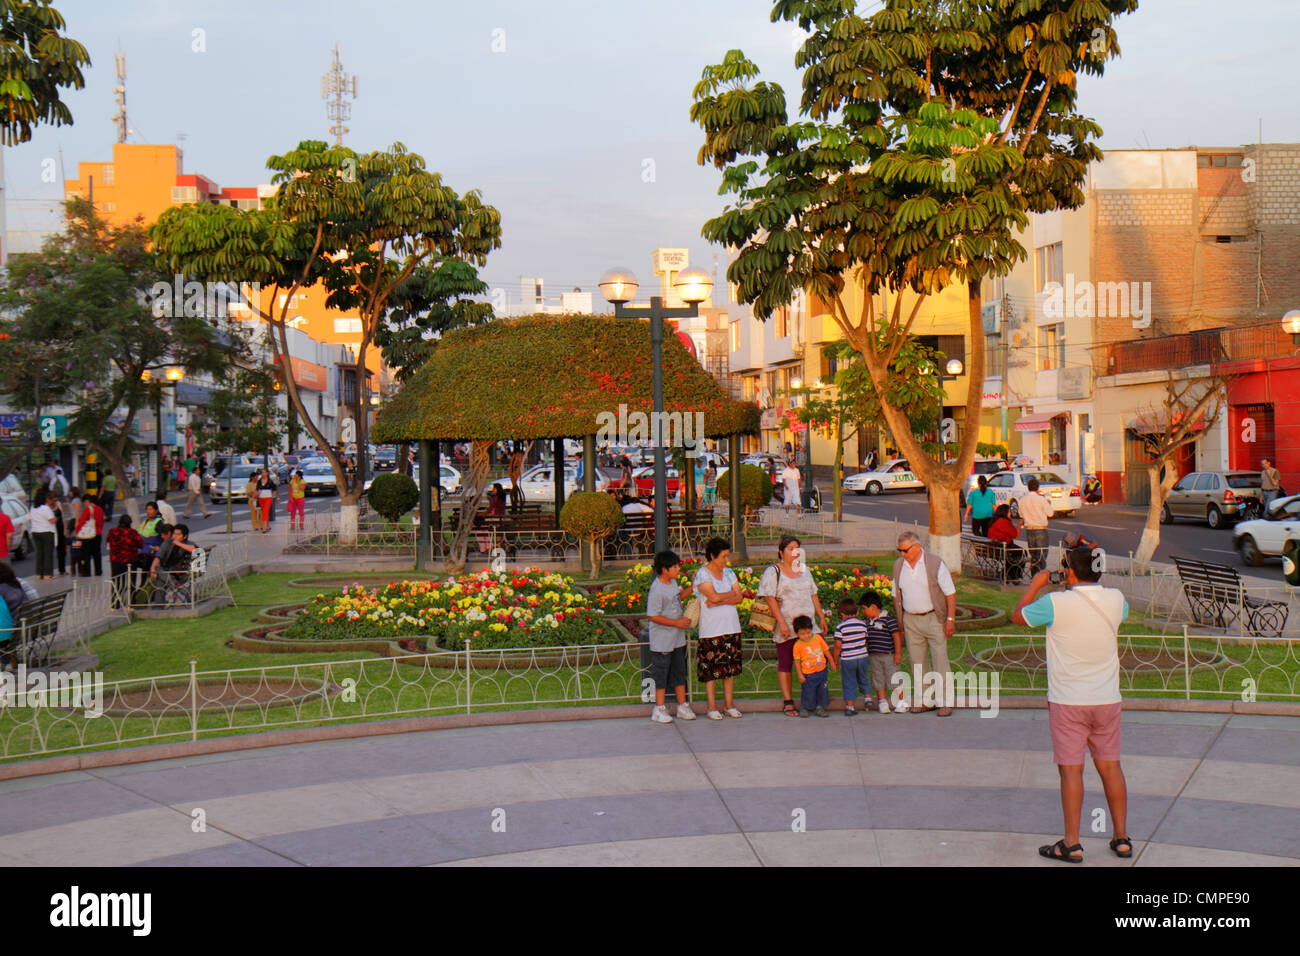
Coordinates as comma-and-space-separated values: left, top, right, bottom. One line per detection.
1162, 471, 1263, 530
517, 464, 581, 502
985, 470, 1081, 517
957, 456, 1011, 506
842, 459, 925, 496
0, 480, 32, 559
1233, 494, 1300, 565
363, 464, 463, 497
208, 463, 262, 502
630, 465, 682, 498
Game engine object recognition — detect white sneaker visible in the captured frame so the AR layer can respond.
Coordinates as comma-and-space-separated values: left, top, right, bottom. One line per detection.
707, 709, 724, 720
725, 707, 743, 719
676, 703, 697, 720
877, 698, 890, 714
651, 706, 673, 724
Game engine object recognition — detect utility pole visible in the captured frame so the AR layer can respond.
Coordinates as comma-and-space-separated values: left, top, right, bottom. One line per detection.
1001, 293, 1010, 446
321, 45, 358, 146
113, 50, 128, 143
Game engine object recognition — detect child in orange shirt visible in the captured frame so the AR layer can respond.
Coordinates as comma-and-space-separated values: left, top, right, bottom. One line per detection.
792, 614, 835, 718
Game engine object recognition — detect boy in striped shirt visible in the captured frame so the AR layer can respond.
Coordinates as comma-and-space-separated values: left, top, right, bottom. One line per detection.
861, 590, 902, 714
832, 597, 871, 716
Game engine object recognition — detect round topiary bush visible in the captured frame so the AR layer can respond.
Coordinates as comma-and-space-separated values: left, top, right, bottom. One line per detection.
561, 491, 625, 578
367, 472, 419, 525
717, 464, 773, 513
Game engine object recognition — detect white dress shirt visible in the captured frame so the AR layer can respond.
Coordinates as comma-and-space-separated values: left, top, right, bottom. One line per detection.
897, 553, 955, 614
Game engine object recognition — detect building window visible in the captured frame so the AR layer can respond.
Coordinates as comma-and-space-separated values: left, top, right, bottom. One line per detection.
764, 371, 777, 405
985, 333, 1004, 378
101, 164, 114, 186
102, 202, 115, 212
170, 185, 199, 204
1037, 323, 1065, 371
729, 319, 740, 353
775, 307, 790, 339
1035, 242, 1063, 291
728, 282, 738, 304
334, 318, 362, 334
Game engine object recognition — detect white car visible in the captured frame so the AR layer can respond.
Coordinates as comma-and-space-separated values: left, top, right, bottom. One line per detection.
985, 470, 1081, 517
1233, 494, 1300, 566
363, 465, 462, 496
0, 496, 31, 559
300, 462, 342, 496
842, 459, 924, 496
517, 464, 581, 502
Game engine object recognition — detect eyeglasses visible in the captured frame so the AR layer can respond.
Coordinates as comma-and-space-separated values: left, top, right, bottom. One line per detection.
897, 545, 913, 553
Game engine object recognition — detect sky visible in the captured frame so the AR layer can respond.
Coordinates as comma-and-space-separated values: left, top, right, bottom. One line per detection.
4, 0, 1297, 308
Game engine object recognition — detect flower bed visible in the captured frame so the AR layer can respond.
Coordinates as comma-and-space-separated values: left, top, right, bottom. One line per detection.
283, 568, 626, 650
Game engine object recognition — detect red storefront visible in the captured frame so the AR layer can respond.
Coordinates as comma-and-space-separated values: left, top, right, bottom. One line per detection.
1220, 356, 1300, 480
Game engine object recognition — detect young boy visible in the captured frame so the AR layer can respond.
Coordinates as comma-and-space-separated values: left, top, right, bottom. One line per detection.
832, 597, 871, 716
860, 590, 902, 713
792, 614, 835, 718
644, 549, 697, 723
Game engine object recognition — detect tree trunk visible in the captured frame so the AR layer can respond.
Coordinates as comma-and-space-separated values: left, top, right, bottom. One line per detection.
446, 439, 492, 572
339, 495, 360, 545
1134, 461, 1177, 568
928, 485, 962, 571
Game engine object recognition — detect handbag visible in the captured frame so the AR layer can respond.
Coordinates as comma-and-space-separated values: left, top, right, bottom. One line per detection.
683, 598, 700, 628
746, 565, 781, 633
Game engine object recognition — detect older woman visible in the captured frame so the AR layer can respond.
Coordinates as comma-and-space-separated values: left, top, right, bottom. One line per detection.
757, 534, 828, 717
693, 536, 744, 720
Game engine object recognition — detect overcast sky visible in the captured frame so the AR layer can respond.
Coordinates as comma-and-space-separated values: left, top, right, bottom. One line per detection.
5, 0, 1296, 305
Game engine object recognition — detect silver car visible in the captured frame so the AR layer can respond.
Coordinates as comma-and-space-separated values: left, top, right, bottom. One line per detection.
1162, 471, 1263, 529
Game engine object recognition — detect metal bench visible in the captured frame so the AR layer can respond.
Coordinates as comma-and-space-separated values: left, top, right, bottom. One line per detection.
2, 593, 70, 668
1171, 555, 1289, 636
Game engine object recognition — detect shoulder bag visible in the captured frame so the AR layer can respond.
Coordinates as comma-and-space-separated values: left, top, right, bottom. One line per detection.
746, 564, 781, 632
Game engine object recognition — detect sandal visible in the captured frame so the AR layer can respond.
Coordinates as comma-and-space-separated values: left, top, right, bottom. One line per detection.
1038, 839, 1083, 863
782, 699, 798, 717
1109, 836, 1133, 858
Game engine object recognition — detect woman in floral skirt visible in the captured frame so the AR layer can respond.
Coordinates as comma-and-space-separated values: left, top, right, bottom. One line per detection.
693, 536, 745, 719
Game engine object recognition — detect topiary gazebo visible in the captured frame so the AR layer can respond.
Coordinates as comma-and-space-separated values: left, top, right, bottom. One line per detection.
372, 312, 760, 570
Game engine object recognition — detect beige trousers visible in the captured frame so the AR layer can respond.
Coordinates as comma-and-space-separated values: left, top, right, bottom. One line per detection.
902, 610, 952, 708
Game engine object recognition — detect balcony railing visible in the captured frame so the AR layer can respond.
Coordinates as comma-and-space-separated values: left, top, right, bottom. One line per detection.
1104, 325, 1292, 376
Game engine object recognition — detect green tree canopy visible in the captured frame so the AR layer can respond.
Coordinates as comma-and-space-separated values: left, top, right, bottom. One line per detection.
0, 0, 89, 145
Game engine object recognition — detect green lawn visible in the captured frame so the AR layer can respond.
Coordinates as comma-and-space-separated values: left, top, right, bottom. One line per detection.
1, 561, 1294, 764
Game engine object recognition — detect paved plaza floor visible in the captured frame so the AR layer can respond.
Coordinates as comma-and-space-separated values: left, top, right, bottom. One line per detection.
1, 708, 1297, 866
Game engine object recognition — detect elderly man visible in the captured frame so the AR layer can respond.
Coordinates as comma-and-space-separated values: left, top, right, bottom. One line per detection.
1260, 458, 1283, 508
890, 531, 958, 716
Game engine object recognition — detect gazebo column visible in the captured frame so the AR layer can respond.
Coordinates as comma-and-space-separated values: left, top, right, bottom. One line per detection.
580, 434, 595, 573
730, 433, 746, 562
417, 439, 432, 569
553, 438, 566, 522
684, 451, 696, 511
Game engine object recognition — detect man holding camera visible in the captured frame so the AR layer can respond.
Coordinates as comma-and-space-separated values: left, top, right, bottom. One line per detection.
1012, 547, 1133, 864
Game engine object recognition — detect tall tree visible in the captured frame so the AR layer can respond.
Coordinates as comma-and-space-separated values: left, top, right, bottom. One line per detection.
152, 140, 502, 543
0, 0, 89, 145
0, 198, 228, 519
692, 0, 1137, 568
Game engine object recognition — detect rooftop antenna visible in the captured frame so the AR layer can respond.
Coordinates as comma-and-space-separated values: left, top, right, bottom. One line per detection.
112, 48, 128, 143
321, 44, 358, 146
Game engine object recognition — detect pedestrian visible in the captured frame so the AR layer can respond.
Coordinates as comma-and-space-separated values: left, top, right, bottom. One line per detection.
155, 491, 176, 527
71, 490, 104, 576
0, 561, 30, 619
1013, 546, 1132, 864
0, 503, 12, 563
703, 462, 717, 504
757, 534, 829, 718
891, 530, 957, 715
781, 459, 802, 515
987, 504, 1027, 582
245, 472, 261, 531
52, 466, 69, 497
692, 536, 744, 720
30, 491, 58, 580
138, 503, 164, 586
792, 614, 834, 717
99, 469, 118, 521
38, 461, 55, 490
255, 466, 277, 533
831, 597, 871, 716
1261, 458, 1283, 508
288, 470, 307, 530
124, 461, 136, 494
51, 492, 69, 576
1018, 477, 1052, 575
508, 446, 524, 512
965, 474, 996, 536
107, 514, 143, 609
644, 549, 696, 723
860, 590, 902, 713
182, 467, 211, 518
864, 449, 876, 471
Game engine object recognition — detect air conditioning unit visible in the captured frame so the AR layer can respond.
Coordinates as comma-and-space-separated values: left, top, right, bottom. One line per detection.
981, 301, 1003, 334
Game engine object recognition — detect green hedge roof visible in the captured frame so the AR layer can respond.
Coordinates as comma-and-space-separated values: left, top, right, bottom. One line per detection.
373, 313, 761, 442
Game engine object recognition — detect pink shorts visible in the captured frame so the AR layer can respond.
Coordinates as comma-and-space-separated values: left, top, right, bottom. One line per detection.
1048, 701, 1122, 765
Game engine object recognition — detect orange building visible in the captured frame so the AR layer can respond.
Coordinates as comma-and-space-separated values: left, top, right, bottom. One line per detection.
64, 142, 387, 383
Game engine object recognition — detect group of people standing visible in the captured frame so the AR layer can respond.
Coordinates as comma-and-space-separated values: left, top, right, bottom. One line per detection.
27, 489, 107, 580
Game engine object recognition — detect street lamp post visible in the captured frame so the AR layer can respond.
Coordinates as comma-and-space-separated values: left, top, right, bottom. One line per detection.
935, 357, 964, 457
599, 267, 712, 554
142, 367, 184, 499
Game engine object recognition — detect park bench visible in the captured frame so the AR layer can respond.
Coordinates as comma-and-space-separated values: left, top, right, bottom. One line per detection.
961, 532, 1021, 583
482, 513, 570, 560
1171, 555, 1289, 637
2, 593, 70, 668
609, 509, 717, 559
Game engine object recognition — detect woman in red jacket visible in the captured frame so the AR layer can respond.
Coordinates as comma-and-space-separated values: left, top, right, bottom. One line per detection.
106, 513, 143, 608
986, 504, 1027, 582
71, 491, 105, 577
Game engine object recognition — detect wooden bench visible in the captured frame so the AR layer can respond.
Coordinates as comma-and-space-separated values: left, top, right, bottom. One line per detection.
960, 532, 1027, 584
1172, 555, 1289, 636
610, 509, 717, 559
2, 593, 70, 668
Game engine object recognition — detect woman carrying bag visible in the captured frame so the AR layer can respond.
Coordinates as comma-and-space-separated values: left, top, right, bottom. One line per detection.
71, 491, 104, 577
756, 534, 828, 717
255, 467, 277, 533
692, 536, 745, 720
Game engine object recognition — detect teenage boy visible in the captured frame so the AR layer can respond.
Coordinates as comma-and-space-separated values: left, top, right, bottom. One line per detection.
792, 614, 835, 718
860, 590, 902, 714
645, 549, 697, 723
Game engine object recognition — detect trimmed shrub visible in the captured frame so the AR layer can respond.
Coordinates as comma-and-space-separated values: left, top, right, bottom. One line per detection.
561, 491, 625, 579
717, 464, 773, 513
367, 472, 418, 524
